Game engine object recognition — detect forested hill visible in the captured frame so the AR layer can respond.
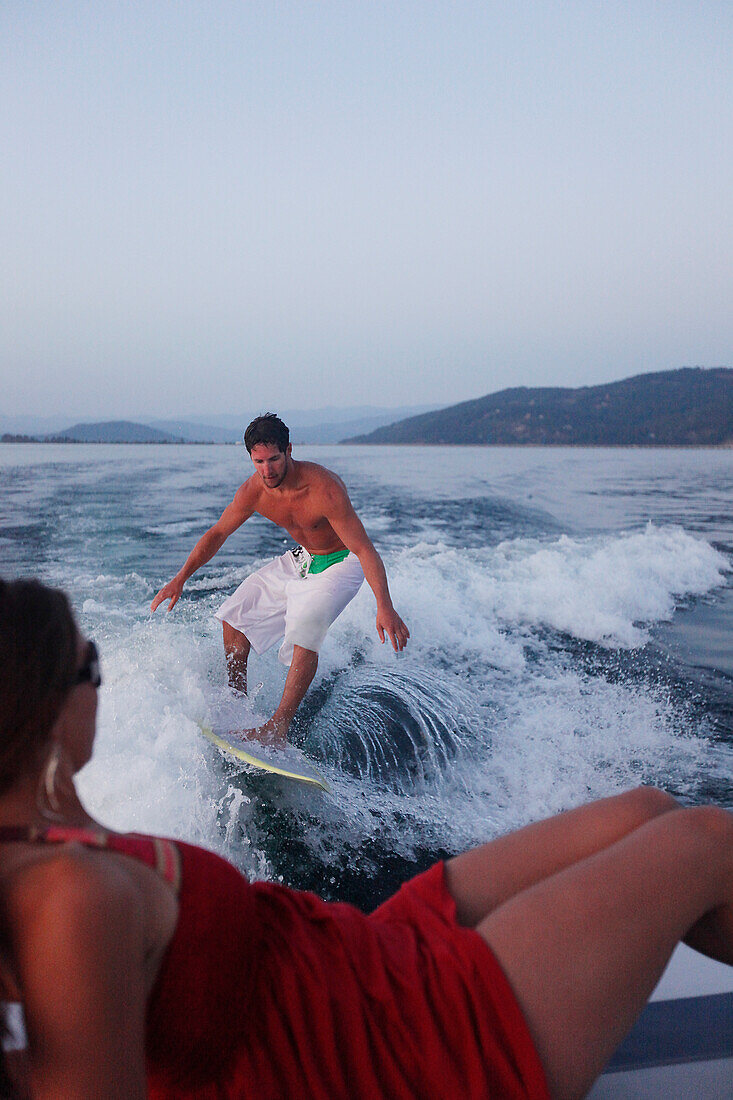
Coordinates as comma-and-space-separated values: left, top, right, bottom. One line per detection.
343, 368, 732, 446
49, 421, 180, 443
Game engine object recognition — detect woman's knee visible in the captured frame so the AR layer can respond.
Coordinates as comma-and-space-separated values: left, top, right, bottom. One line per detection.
620, 785, 679, 823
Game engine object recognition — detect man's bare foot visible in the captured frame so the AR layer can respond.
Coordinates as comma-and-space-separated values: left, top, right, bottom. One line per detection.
233, 716, 290, 748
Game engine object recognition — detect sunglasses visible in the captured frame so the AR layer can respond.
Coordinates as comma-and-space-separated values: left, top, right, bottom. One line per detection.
75, 640, 102, 689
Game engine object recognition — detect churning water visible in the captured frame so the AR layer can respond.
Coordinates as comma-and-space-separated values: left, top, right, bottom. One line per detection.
2, 443, 730, 908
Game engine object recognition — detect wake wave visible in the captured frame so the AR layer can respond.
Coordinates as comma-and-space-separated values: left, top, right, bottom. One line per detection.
73, 523, 729, 901
308, 666, 473, 791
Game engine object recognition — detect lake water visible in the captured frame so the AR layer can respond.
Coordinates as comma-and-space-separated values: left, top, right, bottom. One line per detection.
1, 442, 731, 909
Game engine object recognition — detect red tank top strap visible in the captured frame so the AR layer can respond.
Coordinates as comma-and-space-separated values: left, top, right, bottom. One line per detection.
107, 833, 182, 893
0, 824, 181, 894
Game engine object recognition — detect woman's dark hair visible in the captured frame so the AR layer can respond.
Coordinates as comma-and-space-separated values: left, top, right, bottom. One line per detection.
0, 578, 78, 795
243, 413, 290, 454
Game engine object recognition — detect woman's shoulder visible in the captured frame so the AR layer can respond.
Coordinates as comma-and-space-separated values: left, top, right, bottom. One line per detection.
5, 840, 145, 940
2, 843, 149, 1014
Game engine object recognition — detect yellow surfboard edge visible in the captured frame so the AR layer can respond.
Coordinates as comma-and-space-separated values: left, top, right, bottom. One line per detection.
198, 722, 330, 792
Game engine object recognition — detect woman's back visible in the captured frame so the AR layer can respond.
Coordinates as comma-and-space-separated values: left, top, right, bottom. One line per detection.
1, 827, 547, 1099
0, 824, 179, 1099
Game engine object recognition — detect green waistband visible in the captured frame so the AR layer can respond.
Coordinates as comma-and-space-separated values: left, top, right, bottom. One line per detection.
308, 548, 350, 575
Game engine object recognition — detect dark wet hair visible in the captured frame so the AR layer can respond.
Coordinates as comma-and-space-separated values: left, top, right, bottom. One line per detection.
243, 413, 290, 454
0, 578, 78, 795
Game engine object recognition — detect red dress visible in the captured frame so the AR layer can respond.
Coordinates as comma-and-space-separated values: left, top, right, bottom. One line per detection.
1, 826, 549, 1099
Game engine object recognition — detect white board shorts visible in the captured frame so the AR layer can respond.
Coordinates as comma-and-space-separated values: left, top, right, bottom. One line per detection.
214, 549, 365, 666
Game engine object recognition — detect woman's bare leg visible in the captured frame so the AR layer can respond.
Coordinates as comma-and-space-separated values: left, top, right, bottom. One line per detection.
445, 786, 679, 926
478, 804, 733, 1099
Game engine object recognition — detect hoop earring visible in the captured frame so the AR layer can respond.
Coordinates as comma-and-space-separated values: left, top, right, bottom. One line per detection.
37, 744, 66, 823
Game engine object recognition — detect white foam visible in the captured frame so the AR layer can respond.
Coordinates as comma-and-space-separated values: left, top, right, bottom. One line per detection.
75, 611, 271, 878
487, 524, 727, 647
144, 520, 204, 536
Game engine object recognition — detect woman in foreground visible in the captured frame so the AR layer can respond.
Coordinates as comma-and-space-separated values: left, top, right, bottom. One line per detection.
0, 577, 731, 1100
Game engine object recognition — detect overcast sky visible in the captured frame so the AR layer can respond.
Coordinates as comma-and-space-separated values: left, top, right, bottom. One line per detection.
2, 1, 731, 420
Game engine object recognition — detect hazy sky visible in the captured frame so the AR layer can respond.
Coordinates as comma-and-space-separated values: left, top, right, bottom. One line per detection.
2, 1, 731, 420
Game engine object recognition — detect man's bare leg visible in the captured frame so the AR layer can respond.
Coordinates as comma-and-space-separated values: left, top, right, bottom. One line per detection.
222, 622, 250, 693
245, 645, 319, 746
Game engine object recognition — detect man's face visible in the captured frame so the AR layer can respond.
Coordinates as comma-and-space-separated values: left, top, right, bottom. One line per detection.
250, 442, 291, 488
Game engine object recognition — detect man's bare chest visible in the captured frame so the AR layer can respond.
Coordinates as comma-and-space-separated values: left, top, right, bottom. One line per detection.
257, 495, 330, 535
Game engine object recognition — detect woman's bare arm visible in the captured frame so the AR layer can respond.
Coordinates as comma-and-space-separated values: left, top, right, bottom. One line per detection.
11, 851, 149, 1100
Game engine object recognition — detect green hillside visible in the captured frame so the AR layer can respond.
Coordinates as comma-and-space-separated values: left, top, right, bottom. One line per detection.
344, 368, 732, 446
48, 421, 179, 443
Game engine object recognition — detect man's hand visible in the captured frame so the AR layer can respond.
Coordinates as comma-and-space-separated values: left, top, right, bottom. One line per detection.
150, 576, 184, 613
376, 607, 410, 652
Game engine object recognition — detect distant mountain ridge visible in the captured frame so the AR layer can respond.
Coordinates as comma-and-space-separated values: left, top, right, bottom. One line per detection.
0, 405, 441, 444
344, 368, 733, 446
149, 405, 440, 444
48, 421, 180, 443
5, 378, 730, 446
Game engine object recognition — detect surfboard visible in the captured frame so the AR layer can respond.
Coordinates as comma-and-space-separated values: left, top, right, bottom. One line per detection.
198, 722, 330, 792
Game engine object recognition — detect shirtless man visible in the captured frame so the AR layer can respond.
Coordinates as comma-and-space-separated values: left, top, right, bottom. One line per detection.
151, 413, 409, 745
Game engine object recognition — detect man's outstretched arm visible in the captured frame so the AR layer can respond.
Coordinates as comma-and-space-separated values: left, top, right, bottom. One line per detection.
324, 486, 409, 652
150, 486, 255, 613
